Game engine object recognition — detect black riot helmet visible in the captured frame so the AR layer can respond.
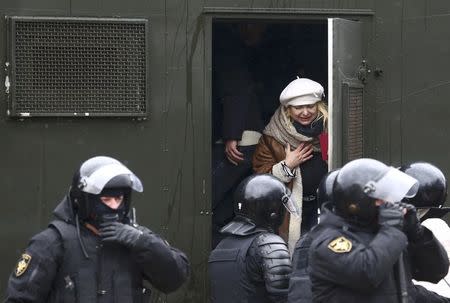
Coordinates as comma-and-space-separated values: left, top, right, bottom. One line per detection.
333, 158, 419, 225
317, 169, 340, 207
69, 156, 143, 223
400, 162, 449, 219
233, 174, 299, 232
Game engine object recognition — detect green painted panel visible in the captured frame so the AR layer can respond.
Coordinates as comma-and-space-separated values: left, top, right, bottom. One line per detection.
166, 0, 187, 14
292, 0, 317, 6
0, 123, 46, 291
165, 1, 209, 301
363, 1, 403, 163
0, 17, 7, 117
401, 12, 450, 178
428, 1, 450, 15
1, 0, 68, 11
402, 91, 450, 167
329, 19, 363, 168
400, 4, 450, 181
204, 0, 373, 8
68, 0, 102, 12
205, 0, 277, 7
148, 14, 168, 118
71, 0, 163, 16
402, 17, 450, 94
372, 102, 402, 165
402, 0, 442, 20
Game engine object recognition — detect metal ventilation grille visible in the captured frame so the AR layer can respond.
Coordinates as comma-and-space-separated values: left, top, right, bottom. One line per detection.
346, 86, 364, 161
9, 17, 148, 117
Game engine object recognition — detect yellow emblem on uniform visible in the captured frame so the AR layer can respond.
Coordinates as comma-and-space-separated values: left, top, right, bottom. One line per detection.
328, 236, 352, 253
15, 254, 32, 277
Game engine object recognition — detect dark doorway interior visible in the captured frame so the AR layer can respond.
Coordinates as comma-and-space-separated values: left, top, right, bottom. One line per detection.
211, 19, 328, 248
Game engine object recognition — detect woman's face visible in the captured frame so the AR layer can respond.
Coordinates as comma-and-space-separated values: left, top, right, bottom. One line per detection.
288, 104, 318, 126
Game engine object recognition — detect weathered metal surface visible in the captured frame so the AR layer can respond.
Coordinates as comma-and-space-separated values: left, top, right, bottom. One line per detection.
401, 2, 450, 178
329, 18, 364, 168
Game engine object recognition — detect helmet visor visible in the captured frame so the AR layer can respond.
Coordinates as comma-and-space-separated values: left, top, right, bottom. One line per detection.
282, 194, 300, 218
79, 163, 143, 194
364, 167, 419, 203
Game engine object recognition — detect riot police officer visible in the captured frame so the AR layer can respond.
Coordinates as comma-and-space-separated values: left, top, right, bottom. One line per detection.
4, 156, 190, 302
308, 158, 449, 302
400, 161, 449, 220
287, 169, 339, 303
288, 164, 450, 303
209, 174, 297, 303
401, 162, 450, 299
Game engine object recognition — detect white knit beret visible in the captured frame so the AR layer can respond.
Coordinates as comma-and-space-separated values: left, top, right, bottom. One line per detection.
279, 77, 325, 107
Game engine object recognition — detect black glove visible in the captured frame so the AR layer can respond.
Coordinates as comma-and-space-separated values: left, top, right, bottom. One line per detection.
401, 202, 424, 242
99, 222, 143, 248
378, 202, 405, 230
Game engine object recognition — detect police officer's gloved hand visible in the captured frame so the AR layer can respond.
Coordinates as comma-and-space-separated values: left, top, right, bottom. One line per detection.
400, 202, 424, 242
99, 222, 143, 248
378, 202, 405, 230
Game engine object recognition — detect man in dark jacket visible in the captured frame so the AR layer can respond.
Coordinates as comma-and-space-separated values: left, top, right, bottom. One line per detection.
4, 156, 190, 303
209, 174, 296, 303
211, 23, 266, 248
289, 164, 450, 303
308, 158, 449, 303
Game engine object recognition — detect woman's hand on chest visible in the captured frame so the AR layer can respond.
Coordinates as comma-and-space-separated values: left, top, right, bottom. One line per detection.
284, 142, 313, 169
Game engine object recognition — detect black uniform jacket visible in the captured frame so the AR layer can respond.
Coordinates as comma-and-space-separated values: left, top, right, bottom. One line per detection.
308, 205, 449, 303
4, 196, 190, 303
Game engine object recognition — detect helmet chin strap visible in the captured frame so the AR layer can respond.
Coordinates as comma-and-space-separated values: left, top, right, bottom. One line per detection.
417, 208, 430, 219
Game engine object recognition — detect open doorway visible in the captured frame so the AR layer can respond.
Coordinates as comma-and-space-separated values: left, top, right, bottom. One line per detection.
211, 19, 328, 248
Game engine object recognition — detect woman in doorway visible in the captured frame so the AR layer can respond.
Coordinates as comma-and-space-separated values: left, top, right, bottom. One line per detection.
252, 77, 328, 253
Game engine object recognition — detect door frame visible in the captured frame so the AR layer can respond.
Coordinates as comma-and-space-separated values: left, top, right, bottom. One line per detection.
203, 6, 373, 173
202, 6, 373, 301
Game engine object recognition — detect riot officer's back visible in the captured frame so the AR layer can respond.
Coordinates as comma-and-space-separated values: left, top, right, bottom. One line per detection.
209, 174, 296, 303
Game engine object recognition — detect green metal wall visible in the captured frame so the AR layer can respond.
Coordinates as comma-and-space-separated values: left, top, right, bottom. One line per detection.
1, 0, 450, 302
0, 1, 209, 301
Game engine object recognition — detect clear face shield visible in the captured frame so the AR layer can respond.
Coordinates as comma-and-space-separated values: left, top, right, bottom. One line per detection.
281, 192, 300, 218
363, 167, 419, 203
78, 161, 143, 194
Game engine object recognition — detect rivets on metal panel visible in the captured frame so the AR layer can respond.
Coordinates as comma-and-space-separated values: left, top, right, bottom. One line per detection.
374, 68, 383, 77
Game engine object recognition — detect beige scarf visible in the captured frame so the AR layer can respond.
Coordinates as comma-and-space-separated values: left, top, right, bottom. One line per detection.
263, 106, 321, 151
263, 105, 322, 253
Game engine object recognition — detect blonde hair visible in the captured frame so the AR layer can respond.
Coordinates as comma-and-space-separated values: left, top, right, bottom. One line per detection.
285, 101, 328, 130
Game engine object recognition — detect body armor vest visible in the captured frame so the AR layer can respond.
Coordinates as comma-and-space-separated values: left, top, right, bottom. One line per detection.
288, 232, 315, 303
47, 220, 150, 303
209, 232, 271, 303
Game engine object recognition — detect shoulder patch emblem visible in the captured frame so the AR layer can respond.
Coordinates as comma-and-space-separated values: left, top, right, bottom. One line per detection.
15, 254, 32, 277
328, 236, 352, 253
